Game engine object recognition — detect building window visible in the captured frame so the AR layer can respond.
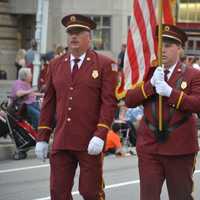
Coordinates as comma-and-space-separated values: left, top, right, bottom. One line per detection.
196, 41, 200, 50
187, 40, 194, 50
128, 16, 131, 27
180, 0, 199, 2
89, 15, 111, 50
178, 2, 200, 22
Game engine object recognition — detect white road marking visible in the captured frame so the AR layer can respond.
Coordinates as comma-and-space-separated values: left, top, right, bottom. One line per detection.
33, 170, 200, 200
0, 164, 49, 173
33, 180, 140, 200
0, 164, 199, 200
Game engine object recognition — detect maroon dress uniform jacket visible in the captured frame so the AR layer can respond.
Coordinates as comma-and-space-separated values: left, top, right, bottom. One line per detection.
37, 49, 118, 151
125, 62, 200, 155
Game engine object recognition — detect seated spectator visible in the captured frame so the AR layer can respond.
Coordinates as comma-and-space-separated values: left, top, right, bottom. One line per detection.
10, 68, 43, 129
105, 129, 125, 156
125, 106, 143, 129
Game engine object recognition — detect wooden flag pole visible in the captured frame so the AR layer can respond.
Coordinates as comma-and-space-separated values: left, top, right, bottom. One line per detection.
158, 0, 163, 131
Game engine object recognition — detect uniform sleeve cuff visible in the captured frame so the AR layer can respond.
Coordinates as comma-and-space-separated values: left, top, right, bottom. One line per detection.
37, 127, 52, 142
143, 80, 156, 97
94, 124, 110, 141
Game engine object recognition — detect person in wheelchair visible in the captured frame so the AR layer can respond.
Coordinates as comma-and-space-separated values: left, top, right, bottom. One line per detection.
10, 67, 43, 129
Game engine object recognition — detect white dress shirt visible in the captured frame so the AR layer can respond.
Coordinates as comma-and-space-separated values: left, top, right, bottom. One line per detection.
70, 53, 86, 72
165, 62, 177, 80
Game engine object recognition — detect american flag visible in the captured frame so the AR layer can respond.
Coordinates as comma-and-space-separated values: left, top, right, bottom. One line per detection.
123, 0, 175, 90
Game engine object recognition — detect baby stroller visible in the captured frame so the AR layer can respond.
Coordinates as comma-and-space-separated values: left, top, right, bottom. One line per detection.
112, 119, 136, 151
0, 99, 37, 160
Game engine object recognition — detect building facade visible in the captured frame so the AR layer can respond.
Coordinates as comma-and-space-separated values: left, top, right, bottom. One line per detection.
0, 0, 132, 79
0, 0, 199, 80
177, 0, 200, 56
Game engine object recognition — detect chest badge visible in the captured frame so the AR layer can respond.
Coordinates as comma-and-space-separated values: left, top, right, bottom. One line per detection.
92, 70, 99, 79
181, 81, 187, 90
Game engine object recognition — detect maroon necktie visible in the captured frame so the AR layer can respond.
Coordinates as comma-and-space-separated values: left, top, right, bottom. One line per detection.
71, 58, 80, 80
164, 69, 170, 81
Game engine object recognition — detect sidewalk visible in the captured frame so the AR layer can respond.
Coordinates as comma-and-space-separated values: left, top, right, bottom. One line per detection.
0, 136, 16, 160
0, 136, 37, 161
0, 132, 200, 161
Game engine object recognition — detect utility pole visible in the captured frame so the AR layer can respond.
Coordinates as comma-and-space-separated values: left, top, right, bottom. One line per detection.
32, 0, 49, 88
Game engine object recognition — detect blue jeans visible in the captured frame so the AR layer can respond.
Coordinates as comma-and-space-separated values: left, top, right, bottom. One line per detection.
26, 102, 40, 129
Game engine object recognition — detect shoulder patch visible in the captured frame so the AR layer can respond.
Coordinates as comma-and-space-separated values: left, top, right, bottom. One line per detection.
111, 63, 118, 72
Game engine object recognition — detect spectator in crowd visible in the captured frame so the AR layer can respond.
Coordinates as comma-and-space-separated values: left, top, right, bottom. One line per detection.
180, 55, 187, 66
10, 68, 42, 129
192, 57, 200, 70
35, 14, 117, 200
186, 56, 193, 67
38, 53, 54, 92
15, 49, 26, 78
54, 44, 65, 58
25, 39, 38, 72
117, 43, 126, 71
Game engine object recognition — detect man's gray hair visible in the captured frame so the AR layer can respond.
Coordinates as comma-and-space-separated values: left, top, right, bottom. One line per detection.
18, 67, 31, 81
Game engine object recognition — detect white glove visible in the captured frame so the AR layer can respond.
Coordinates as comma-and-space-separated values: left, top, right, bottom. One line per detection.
155, 80, 172, 97
35, 141, 49, 161
87, 136, 104, 155
150, 66, 164, 86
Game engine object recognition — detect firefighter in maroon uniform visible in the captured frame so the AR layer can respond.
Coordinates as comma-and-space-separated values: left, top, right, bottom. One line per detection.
35, 14, 117, 200
125, 24, 200, 200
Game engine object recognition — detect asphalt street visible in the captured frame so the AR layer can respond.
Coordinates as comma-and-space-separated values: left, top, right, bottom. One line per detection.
0, 153, 200, 200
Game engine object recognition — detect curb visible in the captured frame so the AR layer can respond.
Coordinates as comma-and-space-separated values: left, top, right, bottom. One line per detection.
0, 142, 36, 161
0, 143, 15, 161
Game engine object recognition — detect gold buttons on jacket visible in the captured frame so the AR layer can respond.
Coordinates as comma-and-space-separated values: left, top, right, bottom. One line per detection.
67, 118, 71, 122
69, 87, 74, 90
68, 107, 72, 111
69, 97, 73, 100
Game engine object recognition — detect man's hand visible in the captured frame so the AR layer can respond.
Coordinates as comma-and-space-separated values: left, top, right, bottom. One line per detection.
35, 141, 49, 162
87, 136, 104, 155
155, 80, 172, 97
150, 66, 164, 86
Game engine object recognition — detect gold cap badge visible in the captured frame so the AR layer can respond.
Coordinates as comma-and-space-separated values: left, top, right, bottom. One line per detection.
92, 70, 99, 79
164, 26, 170, 31
181, 81, 187, 90
70, 16, 76, 22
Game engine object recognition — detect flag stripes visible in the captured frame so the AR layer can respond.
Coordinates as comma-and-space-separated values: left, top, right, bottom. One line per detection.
123, 0, 175, 90
124, 0, 157, 89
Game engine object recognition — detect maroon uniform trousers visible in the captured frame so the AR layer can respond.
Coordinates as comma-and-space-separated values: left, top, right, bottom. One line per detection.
50, 150, 104, 200
125, 63, 200, 200
138, 152, 196, 200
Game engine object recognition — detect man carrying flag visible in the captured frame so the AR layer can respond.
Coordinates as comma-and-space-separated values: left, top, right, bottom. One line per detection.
124, 0, 200, 199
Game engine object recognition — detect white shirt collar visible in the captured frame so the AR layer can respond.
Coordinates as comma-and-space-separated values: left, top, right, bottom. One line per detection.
165, 61, 177, 79
70, 53, 86, 70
